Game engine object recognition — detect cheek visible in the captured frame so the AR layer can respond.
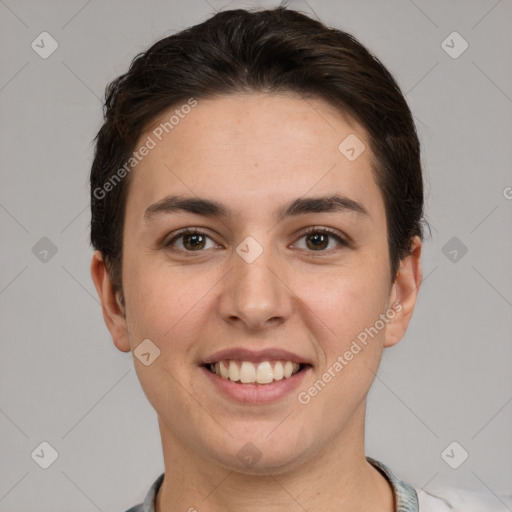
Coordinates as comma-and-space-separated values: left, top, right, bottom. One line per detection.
122, 252, 219, 348
301, 262, 390, 340
296, 270, 390, 426
306, 270, 390, 409
122, 256, 213, 408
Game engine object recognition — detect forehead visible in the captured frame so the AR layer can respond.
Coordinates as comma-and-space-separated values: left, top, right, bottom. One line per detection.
126, 93, 383, 220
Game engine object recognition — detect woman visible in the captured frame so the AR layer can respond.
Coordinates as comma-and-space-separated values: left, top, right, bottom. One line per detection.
89, 5, 505, 511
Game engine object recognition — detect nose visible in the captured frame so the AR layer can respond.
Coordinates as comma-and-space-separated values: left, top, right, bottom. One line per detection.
218, 241, 293, 331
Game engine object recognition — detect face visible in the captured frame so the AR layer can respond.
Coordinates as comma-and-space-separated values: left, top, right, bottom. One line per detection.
92, 93, 421, 474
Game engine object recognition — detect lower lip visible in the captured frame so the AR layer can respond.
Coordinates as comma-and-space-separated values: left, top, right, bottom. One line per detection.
200, 365, 311, 404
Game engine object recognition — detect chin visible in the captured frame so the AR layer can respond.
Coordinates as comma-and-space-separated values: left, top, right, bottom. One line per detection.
200, 428, 313, 476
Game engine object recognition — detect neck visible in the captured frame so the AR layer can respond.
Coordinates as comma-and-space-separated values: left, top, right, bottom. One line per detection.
155, 402, 394, 512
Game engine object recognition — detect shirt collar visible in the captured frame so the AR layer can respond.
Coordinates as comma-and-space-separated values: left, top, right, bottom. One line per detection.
140, 457, 418, 512
367, 456, 419, 512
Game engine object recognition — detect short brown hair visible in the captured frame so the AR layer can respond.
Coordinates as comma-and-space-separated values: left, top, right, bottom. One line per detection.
90, 5, 424, 299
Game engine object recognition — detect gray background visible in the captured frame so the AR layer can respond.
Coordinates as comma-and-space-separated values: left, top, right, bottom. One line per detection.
1, 0, 511, 511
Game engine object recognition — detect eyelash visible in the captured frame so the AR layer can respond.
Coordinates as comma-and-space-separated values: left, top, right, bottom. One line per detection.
163, 226, 349, 254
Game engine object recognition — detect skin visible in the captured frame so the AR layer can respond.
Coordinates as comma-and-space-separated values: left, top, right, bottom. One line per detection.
91, 93, 422, 512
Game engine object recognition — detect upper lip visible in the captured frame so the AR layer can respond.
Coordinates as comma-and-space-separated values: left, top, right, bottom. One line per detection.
202, 348, 312, 366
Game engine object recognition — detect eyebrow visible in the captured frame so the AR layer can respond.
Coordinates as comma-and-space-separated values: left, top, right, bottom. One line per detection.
144, 193, 369, 222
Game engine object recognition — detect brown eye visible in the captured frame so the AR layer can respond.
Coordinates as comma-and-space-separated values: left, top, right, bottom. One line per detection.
181, 233, 206, 250
295, 227, 348, 252
305, 232, 330, 250
165, 229, 217, 252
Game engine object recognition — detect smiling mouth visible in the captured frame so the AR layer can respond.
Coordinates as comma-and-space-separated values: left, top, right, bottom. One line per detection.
205, 360, 308, 385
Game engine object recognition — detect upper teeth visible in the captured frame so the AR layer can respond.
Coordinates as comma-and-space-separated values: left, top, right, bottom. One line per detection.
210, 360, 301, 384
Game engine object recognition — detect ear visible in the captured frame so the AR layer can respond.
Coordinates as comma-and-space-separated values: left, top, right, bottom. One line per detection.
384, 236, 422, 348
90, 250, 131, 352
